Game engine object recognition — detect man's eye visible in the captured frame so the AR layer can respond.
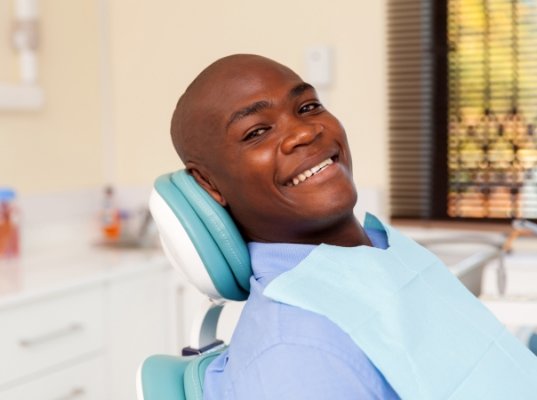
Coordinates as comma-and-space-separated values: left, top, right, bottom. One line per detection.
299, 102, 323, 114
243, 127, 269, 141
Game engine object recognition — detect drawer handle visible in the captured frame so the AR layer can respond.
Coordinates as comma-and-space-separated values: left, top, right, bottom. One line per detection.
50, 387, 86, 400
19, 323, 84, 348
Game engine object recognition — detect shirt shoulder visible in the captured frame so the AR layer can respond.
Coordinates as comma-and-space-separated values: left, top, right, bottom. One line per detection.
228, 279, 364, 365
229, 341, 384, 400
204, 280, 398, 400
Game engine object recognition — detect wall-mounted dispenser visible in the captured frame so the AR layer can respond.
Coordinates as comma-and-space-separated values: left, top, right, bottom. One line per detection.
0, 0, 43, 110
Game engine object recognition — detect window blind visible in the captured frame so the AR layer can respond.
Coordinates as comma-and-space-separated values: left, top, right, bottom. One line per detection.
388, 0, 436, 218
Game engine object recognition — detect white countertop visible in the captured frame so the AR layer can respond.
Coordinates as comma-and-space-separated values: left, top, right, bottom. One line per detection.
0, 237, 170, 309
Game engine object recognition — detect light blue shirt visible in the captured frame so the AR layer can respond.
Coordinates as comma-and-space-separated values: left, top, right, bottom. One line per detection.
203, 229, 400, 399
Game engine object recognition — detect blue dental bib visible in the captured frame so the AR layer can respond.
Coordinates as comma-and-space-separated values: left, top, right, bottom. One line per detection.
264, 214, 537, 399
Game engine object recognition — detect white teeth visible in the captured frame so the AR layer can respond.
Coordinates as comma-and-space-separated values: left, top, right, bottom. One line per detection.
311, 165, 320, 174
288, 157, 334, 187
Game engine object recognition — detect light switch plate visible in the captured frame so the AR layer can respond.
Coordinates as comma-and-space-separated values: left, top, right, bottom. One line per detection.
305, 45, 333, 88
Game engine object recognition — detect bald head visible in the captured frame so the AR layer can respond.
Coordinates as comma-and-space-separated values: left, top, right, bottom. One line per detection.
170, 54, 300, 166
167, 54, 364, 246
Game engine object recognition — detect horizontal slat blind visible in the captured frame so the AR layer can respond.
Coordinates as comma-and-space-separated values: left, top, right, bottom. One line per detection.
388, 0, 434, 218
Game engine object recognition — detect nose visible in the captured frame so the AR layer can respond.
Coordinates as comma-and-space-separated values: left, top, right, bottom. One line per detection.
280, 119, 323, 154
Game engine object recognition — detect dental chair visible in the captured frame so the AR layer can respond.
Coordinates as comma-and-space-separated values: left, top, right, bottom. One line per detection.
136, 170, 251, 400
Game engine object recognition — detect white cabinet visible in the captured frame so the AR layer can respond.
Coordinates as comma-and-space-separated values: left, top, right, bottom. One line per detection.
0, 287, 104, 387
0, 357, 106, 400
105, 267, 176, 399
0, 256, 178, 400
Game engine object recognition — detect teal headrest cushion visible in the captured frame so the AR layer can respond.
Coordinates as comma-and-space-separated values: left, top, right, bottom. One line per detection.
153, 170, 251, 300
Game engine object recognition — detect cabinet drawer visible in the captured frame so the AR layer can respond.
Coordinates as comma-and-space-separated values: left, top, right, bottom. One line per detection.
0, 356, 105, 400
0, 287, 104, 387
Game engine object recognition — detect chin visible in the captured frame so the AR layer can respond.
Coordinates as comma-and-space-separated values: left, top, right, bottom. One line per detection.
308, 187, 357, 221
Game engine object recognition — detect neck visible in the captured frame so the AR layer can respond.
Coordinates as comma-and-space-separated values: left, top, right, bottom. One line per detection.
312, 215, 372, 247
247, 214, 372, 247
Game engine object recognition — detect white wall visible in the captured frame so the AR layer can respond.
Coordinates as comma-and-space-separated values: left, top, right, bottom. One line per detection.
1, 0, 388, 202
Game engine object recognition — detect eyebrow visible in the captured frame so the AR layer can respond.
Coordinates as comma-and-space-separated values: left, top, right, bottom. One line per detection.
288, 82, 315, 99
226, 82, 316, 129
227, 100, 271, 129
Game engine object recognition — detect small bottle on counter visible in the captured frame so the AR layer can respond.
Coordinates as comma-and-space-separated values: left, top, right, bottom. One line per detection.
101, 186, 121, 240
0, 188, 20, 259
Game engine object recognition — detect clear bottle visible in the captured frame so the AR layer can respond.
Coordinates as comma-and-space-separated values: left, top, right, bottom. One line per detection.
0, 188, 20, 259
101, 186, 121, 240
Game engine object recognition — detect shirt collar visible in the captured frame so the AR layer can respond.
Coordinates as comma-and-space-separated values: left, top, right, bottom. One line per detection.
248, 222, 389, 287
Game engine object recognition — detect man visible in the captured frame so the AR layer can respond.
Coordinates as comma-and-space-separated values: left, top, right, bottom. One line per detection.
171, 54, 399, 399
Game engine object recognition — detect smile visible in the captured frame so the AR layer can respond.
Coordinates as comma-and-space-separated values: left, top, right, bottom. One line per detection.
286, 157, 335, 187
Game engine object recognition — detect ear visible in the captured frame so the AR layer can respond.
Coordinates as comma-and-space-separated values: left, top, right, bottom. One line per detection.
187, 165, 228, 207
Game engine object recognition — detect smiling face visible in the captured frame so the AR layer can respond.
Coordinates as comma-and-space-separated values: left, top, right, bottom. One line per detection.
172, 55, 366, 245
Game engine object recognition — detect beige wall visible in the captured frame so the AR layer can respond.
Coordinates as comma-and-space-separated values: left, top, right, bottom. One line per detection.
1, 0, 387, 197
0, 0, 103, 194
0, 1, 17, 82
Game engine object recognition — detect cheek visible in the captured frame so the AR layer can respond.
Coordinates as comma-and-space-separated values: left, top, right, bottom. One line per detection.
216, 151, 277, 205
233, 145, 279, 188
252, 148, 275, 167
